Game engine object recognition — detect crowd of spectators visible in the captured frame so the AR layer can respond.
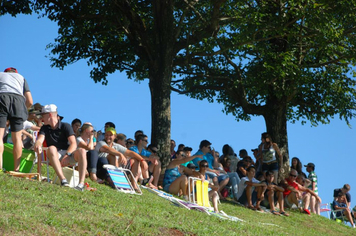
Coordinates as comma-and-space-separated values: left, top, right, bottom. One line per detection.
0, 67, 354, 222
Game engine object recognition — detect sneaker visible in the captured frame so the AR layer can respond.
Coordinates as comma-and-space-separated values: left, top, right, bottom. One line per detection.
74, 184, 85, 192
61, 179, 70, 187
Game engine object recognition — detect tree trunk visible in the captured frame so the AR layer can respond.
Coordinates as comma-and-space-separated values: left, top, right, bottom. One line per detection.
263, 100, 290, 183
149, 0, 174, 169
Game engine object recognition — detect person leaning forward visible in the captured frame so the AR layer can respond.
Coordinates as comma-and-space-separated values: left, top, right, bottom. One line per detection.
34, 104, 87, 191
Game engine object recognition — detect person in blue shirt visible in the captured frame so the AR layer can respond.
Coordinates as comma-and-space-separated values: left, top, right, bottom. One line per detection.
130, 134, 161, 188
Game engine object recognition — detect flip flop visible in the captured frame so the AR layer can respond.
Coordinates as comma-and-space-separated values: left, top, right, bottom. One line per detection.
247, 205, 256, 210
271, 210, 281, 215
280, 211, 289, 216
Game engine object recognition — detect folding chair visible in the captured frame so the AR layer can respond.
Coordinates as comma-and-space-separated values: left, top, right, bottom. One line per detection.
330, 202, 349, 224
188, 177, 211, 208
103, 164, 142, 195
320, 203, 331, 218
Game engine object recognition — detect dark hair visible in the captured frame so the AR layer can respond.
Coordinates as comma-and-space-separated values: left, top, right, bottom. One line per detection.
246, 166, 255, 172
266, 171, 274, 177
71, 118, 82, 126
104, 122, 115, 128
291, 157, 303, 174
176, 150, 184, 156
261, 132, 273, 143
199, 160, 208, 167
239, 149, 248, 156
221, 157, 231, 169
177, 144, 185, 150
199, 140, 212, 149
135, 134, 147, 144
222, 144, 234, 156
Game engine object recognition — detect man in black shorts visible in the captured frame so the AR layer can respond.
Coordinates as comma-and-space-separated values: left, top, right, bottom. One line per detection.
0, 67, 33, 172
34, 104, 87, 191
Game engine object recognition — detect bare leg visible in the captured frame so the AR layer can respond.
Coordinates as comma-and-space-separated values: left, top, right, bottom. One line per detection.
12, 131, 23, 171
0, 128, 5, 170
245, 185, 254, 208
277, 192, 286, 213
47, 146, 65, 180
303, 192, 311, 210
168, 175, 188, 196
73, 148, 87, 184
255, 186, 266, 209
268, 190, 276, 211
107, 154, 118, 167
209, 190, 219, 212
343, 209, 354, 226
149, 160, 161, 187
310, 195, 316, 214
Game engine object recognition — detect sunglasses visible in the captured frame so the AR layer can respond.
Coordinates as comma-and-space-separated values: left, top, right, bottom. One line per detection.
142, 140, 148, 142
200, 165, 209, 168
289, 174, 297, 177
126, 141, 134, 144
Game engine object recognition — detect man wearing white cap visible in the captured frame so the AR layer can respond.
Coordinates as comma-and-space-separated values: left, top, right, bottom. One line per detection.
0, 67, 33, 172
34, 104, 87, 191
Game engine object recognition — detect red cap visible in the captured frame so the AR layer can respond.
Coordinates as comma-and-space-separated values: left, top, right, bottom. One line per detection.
4, 67, 18, 73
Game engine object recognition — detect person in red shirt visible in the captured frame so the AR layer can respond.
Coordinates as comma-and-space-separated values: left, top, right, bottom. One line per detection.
281, 169, 321, 214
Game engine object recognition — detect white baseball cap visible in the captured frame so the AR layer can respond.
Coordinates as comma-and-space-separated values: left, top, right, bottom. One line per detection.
41, 104, 57, 114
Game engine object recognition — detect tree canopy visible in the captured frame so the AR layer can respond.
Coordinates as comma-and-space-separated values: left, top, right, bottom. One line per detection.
171, 0, 356, 178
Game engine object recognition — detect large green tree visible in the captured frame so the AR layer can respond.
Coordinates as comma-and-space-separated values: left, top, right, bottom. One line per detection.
24, 0, 230, 167
172, 0, 356, 179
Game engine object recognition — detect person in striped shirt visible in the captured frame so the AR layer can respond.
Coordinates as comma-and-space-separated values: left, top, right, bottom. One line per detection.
305, 163, 319, 215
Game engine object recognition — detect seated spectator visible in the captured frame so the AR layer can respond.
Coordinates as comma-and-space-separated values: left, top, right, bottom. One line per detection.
134, 130, 144, 140
334, 184, 351, 208
191, 140, 229, 199
261, 171, 289, 216
220, 145, 238, 172
198, 160, 220, 212
236, 166, 266, 210
171, 143, 185, 159
221, 157, 231, 173
130, 134, 161, 188
163, 150, 202, 200
281, 169, 321, 214
34, 104, 87, 191
114, 133, 127, 147
291, 157, 303, 175
95, 127, 150, 189
236, 156, 253, 179
97, 122, 115, 142
239, 149, 248, 159
76, 123, 99, 182
71, 118, 82, 137
333, 192, 355, 228
126, 138, 135, 149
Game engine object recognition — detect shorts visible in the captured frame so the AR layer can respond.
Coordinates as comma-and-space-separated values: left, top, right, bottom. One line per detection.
262, 161, 278, 172
0, 93, 28, 132
238, 189, 257, 205
163, 184, 170, 193
260, 190, 278, 208
284, 195, 294, 208
58, 150, 77, 165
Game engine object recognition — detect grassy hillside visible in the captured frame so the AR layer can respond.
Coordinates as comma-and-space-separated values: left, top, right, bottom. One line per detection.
0, 173, 353, 236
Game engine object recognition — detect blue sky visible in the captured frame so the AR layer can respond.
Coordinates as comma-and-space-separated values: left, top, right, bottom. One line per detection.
1, 14, 355, 217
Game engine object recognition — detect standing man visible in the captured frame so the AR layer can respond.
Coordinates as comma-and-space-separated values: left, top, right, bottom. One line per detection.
34, 104, 87, 191
0, 67, 33, 172
305, 163, 320, 214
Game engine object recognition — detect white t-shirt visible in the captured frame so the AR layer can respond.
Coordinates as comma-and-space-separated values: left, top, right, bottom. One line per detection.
23, 120, 34, 130
236, 176, 260, 200
95, 140, 127, 158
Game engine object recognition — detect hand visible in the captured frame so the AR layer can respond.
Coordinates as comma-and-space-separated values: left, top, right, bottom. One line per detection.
34, 143, 42, 154
60, 156, 70, 167
261, 183, 267, 187
211, 185, 219, 191
150, 156, 158, 165
119, 156, 127, 166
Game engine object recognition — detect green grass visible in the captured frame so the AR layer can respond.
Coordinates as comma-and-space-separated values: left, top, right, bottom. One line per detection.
0, 172, 354, 236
